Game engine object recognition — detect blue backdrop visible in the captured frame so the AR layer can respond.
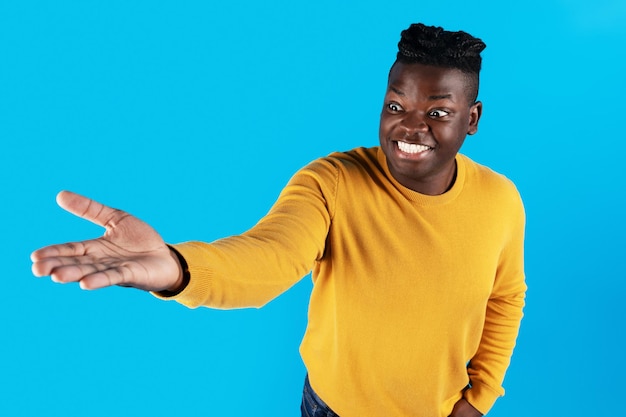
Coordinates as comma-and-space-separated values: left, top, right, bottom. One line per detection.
1, 1, 624, 415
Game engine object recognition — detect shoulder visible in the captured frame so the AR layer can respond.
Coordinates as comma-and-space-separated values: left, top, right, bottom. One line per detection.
300, 147, 382, 180
318, 147, 379, 169
459, 154, 525, 212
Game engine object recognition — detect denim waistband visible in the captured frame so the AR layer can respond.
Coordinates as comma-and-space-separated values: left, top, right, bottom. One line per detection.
301, 375, 340, 417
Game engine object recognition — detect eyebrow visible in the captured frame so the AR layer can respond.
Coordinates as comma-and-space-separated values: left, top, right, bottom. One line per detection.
428, 94, 453, 101
388, 87, 453, 101
390, 86, 405, 96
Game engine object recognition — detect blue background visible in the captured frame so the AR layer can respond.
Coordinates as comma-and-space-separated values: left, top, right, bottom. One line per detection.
1, 0, 624, 415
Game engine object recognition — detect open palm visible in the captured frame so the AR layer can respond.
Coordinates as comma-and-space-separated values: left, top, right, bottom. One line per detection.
31, 191, 182, 292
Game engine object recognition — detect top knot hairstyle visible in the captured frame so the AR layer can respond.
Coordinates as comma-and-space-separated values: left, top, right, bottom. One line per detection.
396, 23, 486, 102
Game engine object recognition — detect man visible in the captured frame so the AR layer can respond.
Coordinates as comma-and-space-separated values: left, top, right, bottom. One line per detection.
31, 23, 526, 417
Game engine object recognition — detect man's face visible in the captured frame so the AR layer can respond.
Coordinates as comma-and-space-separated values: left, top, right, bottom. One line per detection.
379, 62, 482, 195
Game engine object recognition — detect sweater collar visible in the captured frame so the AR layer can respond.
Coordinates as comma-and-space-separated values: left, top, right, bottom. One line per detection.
376, 147, 466, 205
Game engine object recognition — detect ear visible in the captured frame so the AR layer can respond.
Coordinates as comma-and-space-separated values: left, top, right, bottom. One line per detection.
467, 101, 482, 135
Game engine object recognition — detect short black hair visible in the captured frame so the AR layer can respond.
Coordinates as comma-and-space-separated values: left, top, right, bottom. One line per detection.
395, 23, 486, 103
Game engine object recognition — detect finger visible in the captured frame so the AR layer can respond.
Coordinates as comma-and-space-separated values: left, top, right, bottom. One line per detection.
31, 253, 100, 278
48, 263, 103, 283
79, 264, 137, 290
56, 190, 127, 229
31, 240, 88, 263
44, 262, 134, 289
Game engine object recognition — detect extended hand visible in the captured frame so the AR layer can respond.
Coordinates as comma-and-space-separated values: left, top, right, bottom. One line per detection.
31, 191, 183, 292
449, 398, 482, 417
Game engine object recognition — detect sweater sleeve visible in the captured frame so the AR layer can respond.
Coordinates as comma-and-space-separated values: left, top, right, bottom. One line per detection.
465, 186, 527, 414
153, 159, 337, 309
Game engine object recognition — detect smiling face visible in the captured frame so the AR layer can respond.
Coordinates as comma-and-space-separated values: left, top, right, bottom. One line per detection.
379, 62, 482, 195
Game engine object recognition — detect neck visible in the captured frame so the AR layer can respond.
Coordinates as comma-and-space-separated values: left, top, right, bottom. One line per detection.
390, 160, 458, 195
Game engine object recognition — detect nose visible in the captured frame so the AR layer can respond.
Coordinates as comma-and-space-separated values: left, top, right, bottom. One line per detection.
400, 111, 429, 135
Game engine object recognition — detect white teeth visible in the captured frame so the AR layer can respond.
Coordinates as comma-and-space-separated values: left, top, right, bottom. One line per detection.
397, 141, 431, 154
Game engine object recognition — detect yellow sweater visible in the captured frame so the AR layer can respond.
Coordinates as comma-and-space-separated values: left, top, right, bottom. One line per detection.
166, 147, 526, 417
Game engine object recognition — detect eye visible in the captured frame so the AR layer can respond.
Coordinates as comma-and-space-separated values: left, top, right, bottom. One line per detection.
428, 109, 450, 118
386, 102, 404, 113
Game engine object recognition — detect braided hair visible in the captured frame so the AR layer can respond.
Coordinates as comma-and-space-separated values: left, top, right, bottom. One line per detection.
395, 23, 486, 103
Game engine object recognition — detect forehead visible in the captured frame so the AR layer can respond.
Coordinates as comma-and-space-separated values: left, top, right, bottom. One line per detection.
387, 62, 471, 100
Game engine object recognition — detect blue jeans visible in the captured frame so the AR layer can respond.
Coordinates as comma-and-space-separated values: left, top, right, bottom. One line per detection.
301, 375, 340, 417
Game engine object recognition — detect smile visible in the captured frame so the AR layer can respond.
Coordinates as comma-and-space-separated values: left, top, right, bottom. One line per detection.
397, 141, 432, 154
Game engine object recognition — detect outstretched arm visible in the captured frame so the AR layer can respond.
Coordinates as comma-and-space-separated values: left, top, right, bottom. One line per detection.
31, 191, 184, 293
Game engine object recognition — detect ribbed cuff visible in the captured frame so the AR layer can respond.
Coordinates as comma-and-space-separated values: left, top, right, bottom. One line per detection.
151, 241, 216, 309
464, 382, 503, 415
153, 245, 190, 297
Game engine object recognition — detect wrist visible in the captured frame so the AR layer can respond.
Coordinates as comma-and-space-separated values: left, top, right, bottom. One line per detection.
159, 245, 190, 296
451, 398, 483, 417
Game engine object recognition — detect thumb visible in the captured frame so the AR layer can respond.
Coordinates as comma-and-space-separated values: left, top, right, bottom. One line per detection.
56, 190, 123, 229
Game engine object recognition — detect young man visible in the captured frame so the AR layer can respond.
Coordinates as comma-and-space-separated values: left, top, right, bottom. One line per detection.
31, 23, 526, 417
